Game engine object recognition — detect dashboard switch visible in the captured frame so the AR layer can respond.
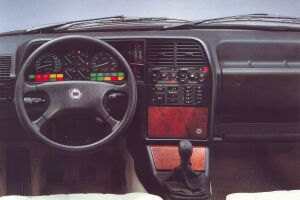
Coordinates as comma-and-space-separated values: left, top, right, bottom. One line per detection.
167, 98, 178, 103
160, 73, 168, 79
154, 86, 165, 91
153, 94, 165, 104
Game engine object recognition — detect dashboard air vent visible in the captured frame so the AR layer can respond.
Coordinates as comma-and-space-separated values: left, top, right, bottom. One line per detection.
147, 41, 175, 68
0, 55, 12, 102
147, 40, 208, 68
176, 41, 207, 68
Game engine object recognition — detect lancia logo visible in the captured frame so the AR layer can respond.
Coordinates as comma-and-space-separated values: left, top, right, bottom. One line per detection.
69, 88, 82, 100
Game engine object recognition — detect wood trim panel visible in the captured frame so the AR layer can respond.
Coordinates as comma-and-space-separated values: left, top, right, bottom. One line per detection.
150, 145, 206, 171
148, 107, 208, 139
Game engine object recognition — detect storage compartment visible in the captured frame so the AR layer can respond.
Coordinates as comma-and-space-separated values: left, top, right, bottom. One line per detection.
218, 41, 300, 117
215, 41, 300, 140
221, 68, 300, 116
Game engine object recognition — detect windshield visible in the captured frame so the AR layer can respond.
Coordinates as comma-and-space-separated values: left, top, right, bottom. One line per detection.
1, 0, 300, 33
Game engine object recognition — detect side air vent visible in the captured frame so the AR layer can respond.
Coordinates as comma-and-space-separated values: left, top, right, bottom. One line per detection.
0, 55, 13, 102
147, 40, 208, 68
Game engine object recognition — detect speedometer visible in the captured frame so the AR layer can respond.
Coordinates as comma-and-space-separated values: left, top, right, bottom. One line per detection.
91, 52, 117, 72
35, 53, 61, 73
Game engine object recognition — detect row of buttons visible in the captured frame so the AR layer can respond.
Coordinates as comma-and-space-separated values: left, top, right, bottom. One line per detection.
151, 85, 208, 106
152, 72, 208, 83
167, 86, 179, 103
195, 85, 206, 105
183, 86, 193, 104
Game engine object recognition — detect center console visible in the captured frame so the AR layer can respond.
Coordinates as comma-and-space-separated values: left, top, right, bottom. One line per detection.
142, 39, 212, 199
145, 39, 211, 140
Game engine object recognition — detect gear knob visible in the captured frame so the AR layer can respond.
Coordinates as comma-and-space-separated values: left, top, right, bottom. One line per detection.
178, 140, 193, 165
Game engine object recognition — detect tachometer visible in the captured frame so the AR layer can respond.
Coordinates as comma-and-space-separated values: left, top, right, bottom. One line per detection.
35, 53, 61, 73
91, 52, 117, 72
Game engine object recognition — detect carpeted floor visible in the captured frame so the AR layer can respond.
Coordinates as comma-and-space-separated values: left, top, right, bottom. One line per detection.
211, 142, 300, 200
1, 140, 299, 200
0, 138, 146, 196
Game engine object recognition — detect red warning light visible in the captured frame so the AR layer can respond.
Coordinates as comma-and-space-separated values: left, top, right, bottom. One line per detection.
203, 66, 209, 73
42, 74, 50, 82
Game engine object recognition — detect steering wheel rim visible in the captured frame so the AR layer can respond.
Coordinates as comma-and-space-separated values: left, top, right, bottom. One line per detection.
14, 35, 137, 152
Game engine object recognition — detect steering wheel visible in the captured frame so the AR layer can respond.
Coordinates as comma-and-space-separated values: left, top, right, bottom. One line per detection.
14, 35, 137, 152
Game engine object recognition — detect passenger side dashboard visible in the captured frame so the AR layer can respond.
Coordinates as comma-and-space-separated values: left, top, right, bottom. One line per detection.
216, 40, 300, 141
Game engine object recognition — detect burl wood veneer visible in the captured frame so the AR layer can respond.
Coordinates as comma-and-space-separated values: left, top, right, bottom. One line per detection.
148, 107, 208, 139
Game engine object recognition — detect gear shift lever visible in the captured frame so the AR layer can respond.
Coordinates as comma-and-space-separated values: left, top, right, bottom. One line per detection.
163, 140, 211, 200
179, 140, 193, 166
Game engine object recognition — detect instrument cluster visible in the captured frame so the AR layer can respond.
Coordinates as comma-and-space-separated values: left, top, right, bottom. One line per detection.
26, 49, 125, 83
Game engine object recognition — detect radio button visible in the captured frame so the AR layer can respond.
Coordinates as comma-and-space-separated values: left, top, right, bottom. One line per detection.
196, 100, 204, 105
168, 86, 178, 91
196, 85, 204, 90
196, 93, 204, 97
189, 73, 196, 79
196, 96, 204, 101
184, 86, 193, 90
185, 93, 193, 97
198, 78, 206, 83
167, 98, 178, 104
160, 73, 168, 79
170, 73, 177, 79
179, 73, 187, 78
152, 73, 158, 78
153, 94, 165, 104
199, 73, 206, 78
179, 78, 187, 83
153, 86, 165, 91
184, 97, 193, 101
184, 100, 192, 104
167, 91, 178, 98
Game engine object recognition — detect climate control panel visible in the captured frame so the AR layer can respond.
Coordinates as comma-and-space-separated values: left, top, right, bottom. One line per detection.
148, 66, 211, 106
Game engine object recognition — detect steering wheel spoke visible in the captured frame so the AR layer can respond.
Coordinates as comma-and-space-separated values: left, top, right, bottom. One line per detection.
33, 102, 60, 129
105, 116, 120, 130
94, 93, 120, 129
33, 116, 47, 131
23, 83, 37, 93
113, 83, 129, 93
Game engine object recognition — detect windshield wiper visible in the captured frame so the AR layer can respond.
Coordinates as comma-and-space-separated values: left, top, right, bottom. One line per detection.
164, 13, 300, 30
26, 15, 126, 33
26, 16, 190, 33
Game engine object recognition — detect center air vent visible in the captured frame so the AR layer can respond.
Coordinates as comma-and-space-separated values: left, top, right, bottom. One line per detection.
0, 55, 13, 102
147, 40, 208, 68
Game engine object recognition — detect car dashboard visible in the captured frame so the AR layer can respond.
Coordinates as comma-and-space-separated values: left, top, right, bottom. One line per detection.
1, 30, 300, 142
1, 29, 300, 197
